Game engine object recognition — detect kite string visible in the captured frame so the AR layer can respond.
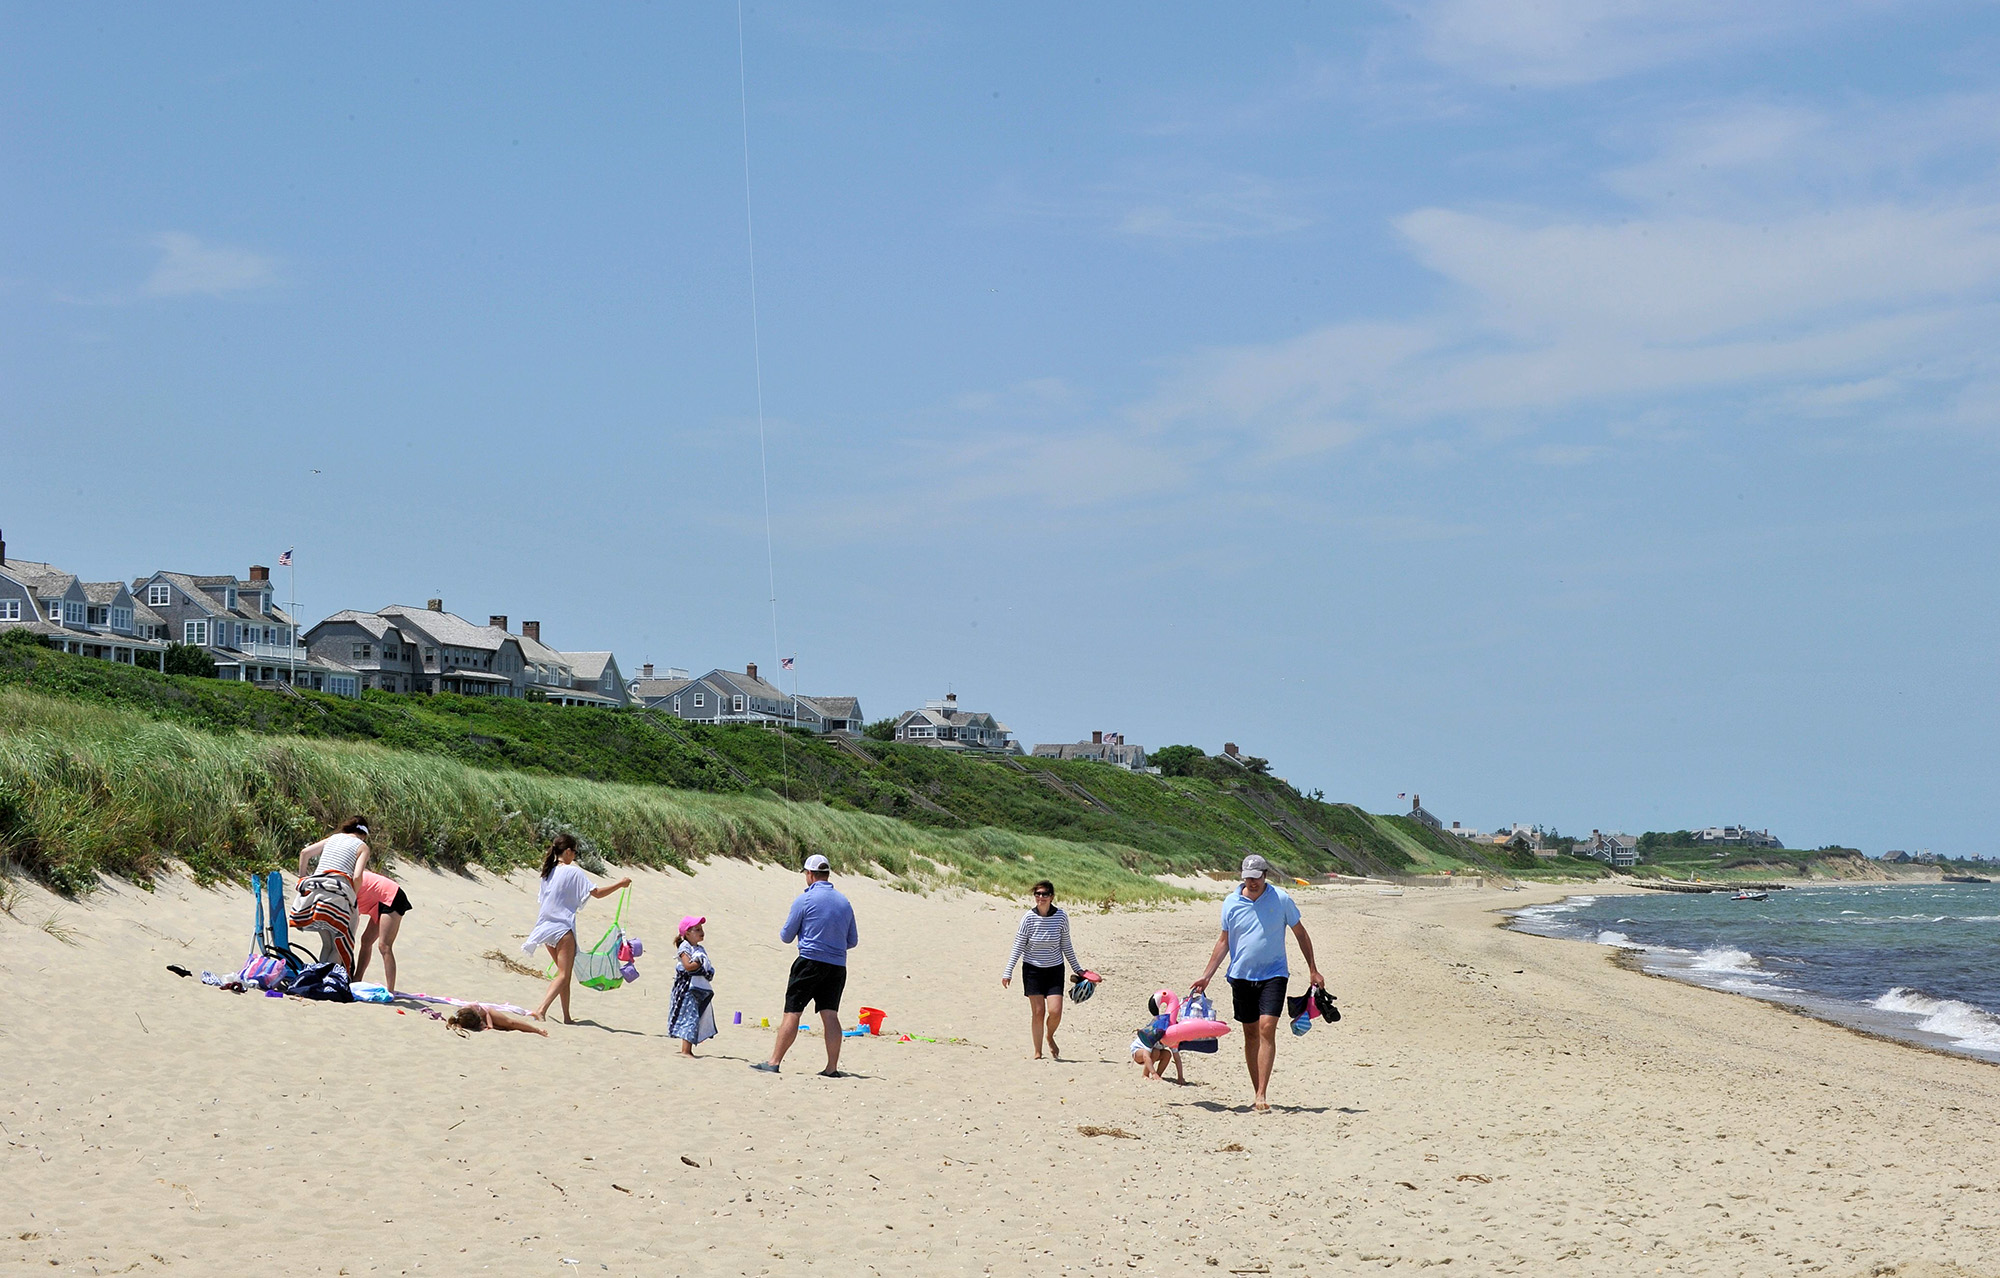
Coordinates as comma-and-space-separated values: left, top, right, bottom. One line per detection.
736, 0, 789, 799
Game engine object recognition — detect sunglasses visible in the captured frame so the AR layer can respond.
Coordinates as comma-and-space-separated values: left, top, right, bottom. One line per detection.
1033, 890, 1053, 897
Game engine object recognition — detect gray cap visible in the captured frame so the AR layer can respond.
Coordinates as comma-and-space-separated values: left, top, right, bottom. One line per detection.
803, 854, 831, 873
1240, 854, 1271, 880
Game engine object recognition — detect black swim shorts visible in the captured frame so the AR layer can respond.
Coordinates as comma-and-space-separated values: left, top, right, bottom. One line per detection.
1229, 975, 1289, 1023
1020, 962, 1066, 998
783, 956, 848, 1014
381, 887, 414, 916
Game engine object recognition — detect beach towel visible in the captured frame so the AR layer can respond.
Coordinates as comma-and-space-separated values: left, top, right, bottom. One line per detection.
283, 961, 354, 1003
288, 871, 358, 973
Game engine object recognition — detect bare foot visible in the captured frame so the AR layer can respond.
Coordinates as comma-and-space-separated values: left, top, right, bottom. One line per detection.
1048, 1034, 1061, 1059
1032, 1052, 1044, 1060
1252, 1102, 1272, 1113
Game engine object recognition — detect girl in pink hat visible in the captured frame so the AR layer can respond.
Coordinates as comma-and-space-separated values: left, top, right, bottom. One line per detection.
669, 915, 717, 1055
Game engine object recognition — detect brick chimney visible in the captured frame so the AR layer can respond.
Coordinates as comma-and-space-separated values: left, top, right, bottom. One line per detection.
1223, 742, 1239, 758
1092, 730, 1103, 745
641, 663, 654, 679
746, 661, 758, 683
248, 564, 269, 583
427, 599, 444, 612
489, 615, 508, 632
522, 621, 540, 643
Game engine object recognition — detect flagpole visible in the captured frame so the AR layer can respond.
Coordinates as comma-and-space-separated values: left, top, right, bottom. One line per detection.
287, 553, 297, 687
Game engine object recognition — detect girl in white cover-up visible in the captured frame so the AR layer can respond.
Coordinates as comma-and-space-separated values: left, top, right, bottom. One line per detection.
523, 834, 631, 1024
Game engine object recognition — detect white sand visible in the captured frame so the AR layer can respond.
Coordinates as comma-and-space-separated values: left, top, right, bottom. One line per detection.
4, 862, 1998, 1276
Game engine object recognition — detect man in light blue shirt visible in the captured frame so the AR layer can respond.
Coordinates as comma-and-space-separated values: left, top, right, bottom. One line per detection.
1192, 854, 1324, 1112
753, 855, 859, 1077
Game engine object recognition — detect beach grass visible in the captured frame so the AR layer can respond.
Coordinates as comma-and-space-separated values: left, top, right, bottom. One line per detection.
0, 687, 1198, 903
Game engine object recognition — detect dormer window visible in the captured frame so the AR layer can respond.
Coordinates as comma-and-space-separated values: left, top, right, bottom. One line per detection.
224, 588, 237, 609
147, 583, 171, 607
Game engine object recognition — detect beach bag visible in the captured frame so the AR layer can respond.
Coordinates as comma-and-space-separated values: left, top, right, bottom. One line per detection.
1178, 990, 1221, 1054
238, 953, 288, 990
564, 887, 632, 992
1135, 1013, 1170, 1050
283, 961, 354, 1003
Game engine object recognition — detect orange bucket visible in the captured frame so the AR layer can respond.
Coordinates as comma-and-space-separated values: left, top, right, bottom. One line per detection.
856, 1006, 886, 1035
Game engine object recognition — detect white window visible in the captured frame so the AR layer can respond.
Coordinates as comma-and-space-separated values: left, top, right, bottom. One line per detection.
733, 694, 745, 713
601, 675, 613, 692
183, 619, 208, 645
0, 600, 18, 621
223, 588, 237, 609
692, 691, 704, 708
147, 583, 171, 606
64, 601, 83, 625
672, 695, 681, 713
111, 606, 132, 631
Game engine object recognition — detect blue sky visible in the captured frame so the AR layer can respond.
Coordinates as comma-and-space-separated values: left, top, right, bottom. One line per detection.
4, 3, 1997, 854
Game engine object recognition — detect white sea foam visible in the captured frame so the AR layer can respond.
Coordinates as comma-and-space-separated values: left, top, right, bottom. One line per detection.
1871, 988, 2000, 1053
1595, 930, 1643, 949
1841, 910, 1862, 915
1689, 947, 1762, 976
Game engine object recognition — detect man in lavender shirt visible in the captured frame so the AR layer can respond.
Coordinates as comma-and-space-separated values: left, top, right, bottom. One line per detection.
752, 854, 859, 1078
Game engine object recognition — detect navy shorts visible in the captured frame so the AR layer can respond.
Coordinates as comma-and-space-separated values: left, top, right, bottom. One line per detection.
1229, 975, 1288, 1023
783, 957, 847, 1014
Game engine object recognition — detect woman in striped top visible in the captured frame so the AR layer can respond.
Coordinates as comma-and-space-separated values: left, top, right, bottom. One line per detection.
1000, 879, 1086, 1060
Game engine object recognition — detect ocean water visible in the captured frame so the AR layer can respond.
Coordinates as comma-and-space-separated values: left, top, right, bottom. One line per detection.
1507, 882, 2000, 1063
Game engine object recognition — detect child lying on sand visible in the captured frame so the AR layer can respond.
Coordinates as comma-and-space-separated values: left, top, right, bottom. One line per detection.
450, 1005, 548, 1036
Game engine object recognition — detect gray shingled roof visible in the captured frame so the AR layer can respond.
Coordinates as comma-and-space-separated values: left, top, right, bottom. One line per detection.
80, 582, 130, 605
377, 605, 514, 653
797, 695, 861, 720
561, 651, 616, 681
631, 677, 695, 701
704, 668, 790, 701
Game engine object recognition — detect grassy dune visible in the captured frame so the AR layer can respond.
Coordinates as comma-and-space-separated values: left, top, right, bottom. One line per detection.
0, 688, 1189, 902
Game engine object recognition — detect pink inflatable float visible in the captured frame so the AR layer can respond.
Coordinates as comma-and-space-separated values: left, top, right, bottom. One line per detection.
1152, 988, 1230, 1047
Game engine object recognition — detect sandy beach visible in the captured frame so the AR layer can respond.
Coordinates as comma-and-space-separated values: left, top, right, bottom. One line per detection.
4, 863, 1998, 1277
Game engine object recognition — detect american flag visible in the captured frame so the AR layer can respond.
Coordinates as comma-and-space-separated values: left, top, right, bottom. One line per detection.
780, 656, 794, 671
277, 549, 292, 566
1397, 792, 1406, 799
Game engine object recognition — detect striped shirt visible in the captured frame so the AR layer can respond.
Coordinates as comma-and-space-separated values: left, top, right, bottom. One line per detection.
1003, 907, 1081, 978
315, 833, 365, 877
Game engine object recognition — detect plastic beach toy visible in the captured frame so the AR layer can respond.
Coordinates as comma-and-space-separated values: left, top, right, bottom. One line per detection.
857, 1006, 887, 1036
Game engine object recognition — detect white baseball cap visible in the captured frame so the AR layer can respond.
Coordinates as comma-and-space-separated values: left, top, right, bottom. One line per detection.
1240, 854, 1271, 880
803, 854, 831, 873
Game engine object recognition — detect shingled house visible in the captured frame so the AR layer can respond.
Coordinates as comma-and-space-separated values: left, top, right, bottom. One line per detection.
1032, 731, 1148, 771
0, 534, 168, 667
893, 693, 1016, 751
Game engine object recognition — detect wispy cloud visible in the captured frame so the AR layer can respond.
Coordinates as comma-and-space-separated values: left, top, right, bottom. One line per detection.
989, 165, 1311, 245
1405, 0, 1876, 88
141, 232, 280, 298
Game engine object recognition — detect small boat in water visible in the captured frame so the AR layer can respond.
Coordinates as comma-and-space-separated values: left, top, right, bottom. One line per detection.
1732, 889, 1769, 902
